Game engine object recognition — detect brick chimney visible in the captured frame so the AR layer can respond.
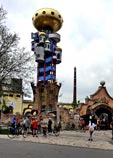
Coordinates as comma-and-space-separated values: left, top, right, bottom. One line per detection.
73, 67, 77, 102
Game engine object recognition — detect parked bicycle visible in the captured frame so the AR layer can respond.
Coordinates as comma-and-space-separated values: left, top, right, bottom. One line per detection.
7, 123, 27, 138
52, 125, 60, 136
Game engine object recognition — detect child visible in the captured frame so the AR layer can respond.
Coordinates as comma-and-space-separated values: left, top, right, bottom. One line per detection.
32, 117, 38, 137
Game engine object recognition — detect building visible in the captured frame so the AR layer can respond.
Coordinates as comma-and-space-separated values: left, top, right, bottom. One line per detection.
23, 81, 61, 116
0, 78, 23, 114
75, 81, 113, 128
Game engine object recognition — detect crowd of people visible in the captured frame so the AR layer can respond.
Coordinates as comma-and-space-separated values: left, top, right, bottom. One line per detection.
10, 113, 113, 141
64, 114, 113, 141
11, 114, 61, 137
79, 115, 113, 141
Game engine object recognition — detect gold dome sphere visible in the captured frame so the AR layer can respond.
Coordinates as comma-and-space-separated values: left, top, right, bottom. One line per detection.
32, 8, 63, 33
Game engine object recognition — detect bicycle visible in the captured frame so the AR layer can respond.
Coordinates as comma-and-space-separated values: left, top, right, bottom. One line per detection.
52, 125, 60, 136
7, 123, 27, 138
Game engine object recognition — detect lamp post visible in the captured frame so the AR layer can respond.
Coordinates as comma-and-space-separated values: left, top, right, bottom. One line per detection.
57, 104, 62, 124
56, 104, 59, 123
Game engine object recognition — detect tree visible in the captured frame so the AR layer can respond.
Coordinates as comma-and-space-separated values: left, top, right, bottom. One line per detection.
0, 6, 36, 95
72, 100, 78, 109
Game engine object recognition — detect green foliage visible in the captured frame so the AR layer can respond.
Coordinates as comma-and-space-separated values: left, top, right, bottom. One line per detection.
8, 105, 13, 113
72, 100, 78, 108
0, 129, 8, 135
0, 97, 6, 109
2, 99, 6, 106
1, 99, 13, 114
2, 105, 9, 114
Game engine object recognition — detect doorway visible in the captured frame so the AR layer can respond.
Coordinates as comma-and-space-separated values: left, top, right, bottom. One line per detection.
94, 105, 112, 129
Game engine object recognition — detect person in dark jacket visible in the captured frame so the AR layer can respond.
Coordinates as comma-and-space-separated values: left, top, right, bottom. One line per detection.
110, 116, 113, 139
48, 118, 52, 133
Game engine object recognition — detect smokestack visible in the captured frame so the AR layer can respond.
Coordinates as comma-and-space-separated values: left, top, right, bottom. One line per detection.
73, 67, 77, 102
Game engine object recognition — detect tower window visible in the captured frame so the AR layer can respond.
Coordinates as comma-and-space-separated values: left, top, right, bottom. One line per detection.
45, 43, 47, 48
51, 12, 54, 15
57, 53, 60, 59
37, 54, 40, 57
9, 94, 13, 97
42, 11, 46, 14
16, 95, 20, 97
3, 94, 8, 96
39, 36, 42, 40
35, 13, 38, 16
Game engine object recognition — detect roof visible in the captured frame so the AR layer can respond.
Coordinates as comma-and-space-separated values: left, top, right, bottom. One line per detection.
90, 85, 113, 100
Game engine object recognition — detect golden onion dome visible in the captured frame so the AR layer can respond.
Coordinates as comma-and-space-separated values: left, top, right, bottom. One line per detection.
39, 31, 46, 36
32, 8, 63, 33
55, 46, 62, 51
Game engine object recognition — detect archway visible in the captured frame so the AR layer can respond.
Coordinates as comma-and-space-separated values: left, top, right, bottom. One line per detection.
93, 104, 112, 129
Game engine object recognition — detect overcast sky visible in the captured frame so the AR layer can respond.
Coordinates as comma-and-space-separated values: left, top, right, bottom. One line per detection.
1, 0, 113, 103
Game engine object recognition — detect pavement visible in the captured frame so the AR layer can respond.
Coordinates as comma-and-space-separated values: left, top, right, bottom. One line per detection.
0, 130, 113, 150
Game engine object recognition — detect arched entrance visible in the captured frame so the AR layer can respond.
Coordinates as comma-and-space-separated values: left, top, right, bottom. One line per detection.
93, 104, 113, 129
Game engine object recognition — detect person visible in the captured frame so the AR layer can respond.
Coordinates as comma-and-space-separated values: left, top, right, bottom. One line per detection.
40, 116, 48, 137
23, 116, 30, 136
71, 123, 75, 130
32, 117, 38, 137
15, 115, 20, 126
14, 115, 20, 135
38, 121, 42, 134
30, 117, 33, 135
11, 115, 20, 135
54, 120, 59, 131
48, 118, 52, 134
11, 115, 15, 128
97, 117, 100, 130
110, 116, 113, 139
58, 121, 62, 130
79, 118, 85, 130
88, 120, 96, 141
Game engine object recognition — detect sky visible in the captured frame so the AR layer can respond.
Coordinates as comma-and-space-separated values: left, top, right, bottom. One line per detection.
1, 0, 113, 103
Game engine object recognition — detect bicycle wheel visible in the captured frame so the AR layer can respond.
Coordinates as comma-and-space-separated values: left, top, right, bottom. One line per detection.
53, 129, 60, 136
20, 126, 28, 138
7, 126, 16, 139
55, 130, 60, 136
22, 129, 28, 138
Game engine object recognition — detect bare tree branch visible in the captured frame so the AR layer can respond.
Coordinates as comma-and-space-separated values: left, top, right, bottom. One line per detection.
0, 5, 36, 96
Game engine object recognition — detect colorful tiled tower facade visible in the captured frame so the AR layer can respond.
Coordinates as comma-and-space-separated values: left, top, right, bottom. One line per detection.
31, 8, 63, 114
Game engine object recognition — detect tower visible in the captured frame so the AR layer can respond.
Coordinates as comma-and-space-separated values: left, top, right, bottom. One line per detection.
31, 8, 63, 86
31, 8, 63, 113
73, 67, 77, 102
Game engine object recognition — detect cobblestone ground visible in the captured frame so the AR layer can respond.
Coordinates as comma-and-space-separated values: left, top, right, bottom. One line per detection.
0, 130, 113, 150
